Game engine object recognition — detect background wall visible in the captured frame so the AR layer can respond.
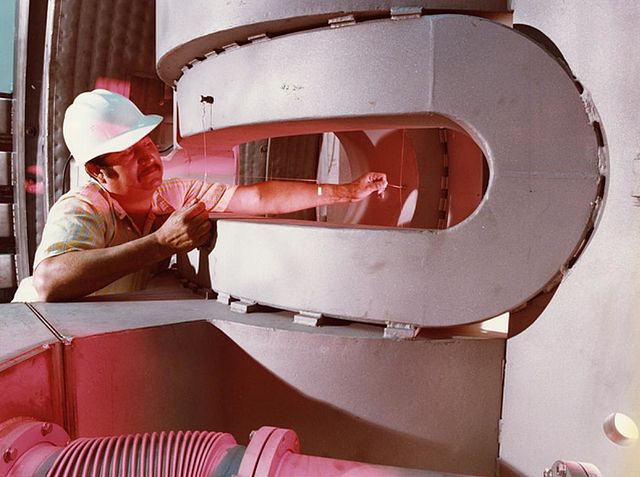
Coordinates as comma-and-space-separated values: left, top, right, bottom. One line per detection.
0, 0, 16, 94
500, 2, 640, 475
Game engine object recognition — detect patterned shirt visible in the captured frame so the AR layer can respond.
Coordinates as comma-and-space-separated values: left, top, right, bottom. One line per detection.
13, 178, 236, 301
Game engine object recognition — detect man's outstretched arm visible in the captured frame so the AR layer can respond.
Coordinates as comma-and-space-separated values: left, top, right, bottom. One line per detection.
226, 172, 388, 215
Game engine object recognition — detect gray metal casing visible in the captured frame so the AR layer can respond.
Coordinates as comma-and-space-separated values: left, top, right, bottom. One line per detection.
174, 15, 600, 327
156, 0, 510, 84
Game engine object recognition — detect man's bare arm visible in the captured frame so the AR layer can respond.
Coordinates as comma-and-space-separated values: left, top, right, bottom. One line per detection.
226, 172, 388, 215
33, 202, 211, 302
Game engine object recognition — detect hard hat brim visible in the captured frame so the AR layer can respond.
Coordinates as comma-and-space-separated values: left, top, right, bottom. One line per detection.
76, 114, 163, 165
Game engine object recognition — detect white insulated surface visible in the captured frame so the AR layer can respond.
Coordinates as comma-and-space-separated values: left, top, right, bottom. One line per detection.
184, 15, 600, 327
499, 2, 640, 476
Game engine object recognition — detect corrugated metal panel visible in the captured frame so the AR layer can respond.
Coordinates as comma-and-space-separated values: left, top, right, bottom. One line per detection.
0, 91, 15, 296
39, 0, 158, 240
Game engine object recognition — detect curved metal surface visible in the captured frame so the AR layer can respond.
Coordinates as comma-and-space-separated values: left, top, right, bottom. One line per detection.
196, 15, 601, 327
211, 312, 504, 475
156, 0, 509, 84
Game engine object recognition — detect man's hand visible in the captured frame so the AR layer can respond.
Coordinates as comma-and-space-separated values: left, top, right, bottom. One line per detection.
345, 172, 388, 202
153, 201, 212, 253
32, 201, 212, 302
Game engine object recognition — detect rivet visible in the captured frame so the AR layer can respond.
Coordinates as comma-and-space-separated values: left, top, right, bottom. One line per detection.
555, 461, 568, 477
3, 447, 18, 463
41, 422, 53, 436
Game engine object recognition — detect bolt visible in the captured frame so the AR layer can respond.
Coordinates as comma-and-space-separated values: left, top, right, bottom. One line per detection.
543, 469, 553, 477
3, 447, 17, 463
555, 461, 568, 477
249, 430, 256, 440
41, 422, 53, 436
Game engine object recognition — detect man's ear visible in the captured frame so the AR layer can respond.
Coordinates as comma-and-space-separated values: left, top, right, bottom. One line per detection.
85, 163, 106, 183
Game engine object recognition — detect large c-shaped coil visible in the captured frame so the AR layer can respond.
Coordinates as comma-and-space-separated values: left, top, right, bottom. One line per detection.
176, 15, 603, 327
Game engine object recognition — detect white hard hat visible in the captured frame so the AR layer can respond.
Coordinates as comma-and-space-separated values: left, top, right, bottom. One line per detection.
63, 89, 163, 165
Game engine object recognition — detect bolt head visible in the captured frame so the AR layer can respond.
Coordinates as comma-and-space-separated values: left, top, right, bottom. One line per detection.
555, 461, 568, 477
3, 447, 18, 463
249, 430, 256, 440
41, 422, 53, 436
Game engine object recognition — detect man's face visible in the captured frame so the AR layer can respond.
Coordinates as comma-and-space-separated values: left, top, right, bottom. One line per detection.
95, 137, 164, 197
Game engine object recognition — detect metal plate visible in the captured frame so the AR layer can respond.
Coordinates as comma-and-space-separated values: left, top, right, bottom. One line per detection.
210, 307, 504, 475
0, 254, 16, 288
0, 203, 13, 237
181, 15, 600, 327
0, 98, 10, 136
61, 320, 230, 438
0, 151, 11, 185
30, 300, 212, 338
0, 304, 56, 363
156, 0, 510, 83
0, 348, 66, 432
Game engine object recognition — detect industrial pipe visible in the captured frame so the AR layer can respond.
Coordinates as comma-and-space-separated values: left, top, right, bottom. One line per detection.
0, 419, 240, 477
238, 426, 465, 477
0, 418, 483, 477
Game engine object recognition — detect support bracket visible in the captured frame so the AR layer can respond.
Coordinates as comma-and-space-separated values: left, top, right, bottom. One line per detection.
293, 311, 327, 327
230, 299, 260, 314
384, 322, 419, 340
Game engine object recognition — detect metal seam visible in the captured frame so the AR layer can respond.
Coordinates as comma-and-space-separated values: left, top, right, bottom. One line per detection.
25, 302, 66, 342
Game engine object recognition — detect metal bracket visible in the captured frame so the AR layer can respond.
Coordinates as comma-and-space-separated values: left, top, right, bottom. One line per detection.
222, 42, 241, 52
544, 460, 602, 477
230, 299, 260, 314
328, 14, 356, 28
293, 311, 326, 327
390, 7, 422, 20
248, 33, 270, 44
216, 292, 235, 306
384, 322, 419, 339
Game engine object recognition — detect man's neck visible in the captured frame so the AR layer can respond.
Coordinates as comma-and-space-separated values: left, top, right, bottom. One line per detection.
110, 190, 155, 232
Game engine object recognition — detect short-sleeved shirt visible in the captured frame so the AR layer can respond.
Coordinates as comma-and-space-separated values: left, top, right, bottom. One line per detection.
13, 178, 236, 301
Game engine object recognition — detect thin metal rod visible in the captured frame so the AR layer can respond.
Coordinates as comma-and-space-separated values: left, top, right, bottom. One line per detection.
25, 302, 66, 342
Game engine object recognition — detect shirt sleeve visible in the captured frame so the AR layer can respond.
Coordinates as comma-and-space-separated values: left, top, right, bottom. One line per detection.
33, 193, 109, 270
151, 178, 237, 215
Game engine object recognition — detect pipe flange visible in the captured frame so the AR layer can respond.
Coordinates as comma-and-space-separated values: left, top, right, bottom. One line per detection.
238, 427, 300, 477
0, 418, 68, 477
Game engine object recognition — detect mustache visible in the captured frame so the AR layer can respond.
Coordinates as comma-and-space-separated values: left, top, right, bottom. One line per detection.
139, 163, 162, 176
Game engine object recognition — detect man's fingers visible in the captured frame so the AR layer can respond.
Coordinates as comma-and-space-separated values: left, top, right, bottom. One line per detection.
182, 200, 206, 219
365, 172, 388, 192
188, 209, 209, 228
196, 218, 212, 234
191, 220, 213, 247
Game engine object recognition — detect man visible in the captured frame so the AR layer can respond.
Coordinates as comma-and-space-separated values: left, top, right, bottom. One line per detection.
14, 89, 387, 302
